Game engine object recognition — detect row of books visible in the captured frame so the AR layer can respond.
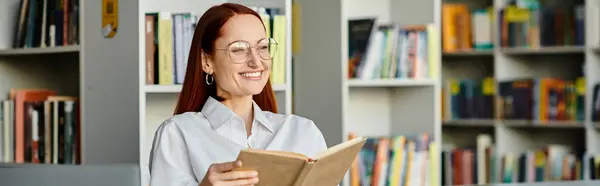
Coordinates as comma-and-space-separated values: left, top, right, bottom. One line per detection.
442, 77, 495, 120
441, 0, 585, 52
497, 1, 584, 48
498, 77, 585, 122
590, 156, 600, 179
347, 19, 435, 80
144, 7, 288, 86
0, 89, 80, 164
442, 134, 586, 185
441, 3, 493, 52
348, 133, 599, 185
347, 133, 438, 186
12, 0, 79, 49
442, 77, 587, 124
144, 12, 198, 85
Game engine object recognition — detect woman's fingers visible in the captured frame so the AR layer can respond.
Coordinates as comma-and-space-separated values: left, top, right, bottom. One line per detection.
220, 177, 259, 186
206, 160, 259, 186
217, 170, 258, 181
210, 160, 243, 172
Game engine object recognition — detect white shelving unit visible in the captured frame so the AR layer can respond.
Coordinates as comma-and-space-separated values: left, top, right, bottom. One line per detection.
0, 0, 142, 166
138, 0, 294, 185
293, 0, 441, 185
295, 0, 600, 185
294, 0, 441, 148
441, 0, 600, 184
0, 45, 80, 55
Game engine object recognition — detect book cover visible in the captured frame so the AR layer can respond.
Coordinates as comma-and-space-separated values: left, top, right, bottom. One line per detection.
234, 136, 367, 186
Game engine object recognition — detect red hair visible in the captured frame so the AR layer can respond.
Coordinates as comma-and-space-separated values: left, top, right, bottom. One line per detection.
174, 3, 278, 115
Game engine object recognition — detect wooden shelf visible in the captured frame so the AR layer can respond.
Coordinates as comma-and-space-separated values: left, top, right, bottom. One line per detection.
0, 45, 80, 56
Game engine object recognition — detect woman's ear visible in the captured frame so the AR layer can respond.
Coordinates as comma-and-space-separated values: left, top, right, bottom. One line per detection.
201, 50, 214, 74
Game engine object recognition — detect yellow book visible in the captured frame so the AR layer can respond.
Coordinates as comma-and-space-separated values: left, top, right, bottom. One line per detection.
260, 13, 271, 38
278, 15, 287, 85
271, 15, 287, 85
427, 24, 440, 79
429, 142, 440, 186
539, 79, 549, 122
388, 136, 406, 186
576, 77, 586, 95
348, 133, 360, 186
441, 4, 459, 52
158, 12, 174, 85
504, 6, 530, 22
403, 141, 416, 186
292, 3, 301, 54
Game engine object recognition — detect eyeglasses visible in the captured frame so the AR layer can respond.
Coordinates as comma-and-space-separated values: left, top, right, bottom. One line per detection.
214, 38, 278, 64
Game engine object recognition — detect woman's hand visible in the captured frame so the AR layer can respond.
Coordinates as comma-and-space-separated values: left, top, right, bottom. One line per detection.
199, 160, 259, 186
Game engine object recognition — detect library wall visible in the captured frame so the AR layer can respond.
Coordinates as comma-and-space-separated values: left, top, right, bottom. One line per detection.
2, 0, 600, 186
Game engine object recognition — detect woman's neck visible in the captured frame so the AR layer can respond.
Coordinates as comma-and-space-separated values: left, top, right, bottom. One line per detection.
220, 95, 254, 136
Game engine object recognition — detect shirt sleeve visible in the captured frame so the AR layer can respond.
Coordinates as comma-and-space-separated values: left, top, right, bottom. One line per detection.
149, 120, 199, 186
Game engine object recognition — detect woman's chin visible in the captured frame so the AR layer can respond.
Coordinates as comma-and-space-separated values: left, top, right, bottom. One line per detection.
240, 85, 267, 95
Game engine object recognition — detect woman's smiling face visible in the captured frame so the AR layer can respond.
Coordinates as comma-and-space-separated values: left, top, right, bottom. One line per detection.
202, 14, 275, 98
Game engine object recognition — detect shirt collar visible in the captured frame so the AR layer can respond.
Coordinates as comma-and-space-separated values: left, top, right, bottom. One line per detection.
200, 96, 274, 133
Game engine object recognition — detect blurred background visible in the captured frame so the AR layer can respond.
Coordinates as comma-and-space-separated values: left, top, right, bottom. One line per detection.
0, 0, 599, 186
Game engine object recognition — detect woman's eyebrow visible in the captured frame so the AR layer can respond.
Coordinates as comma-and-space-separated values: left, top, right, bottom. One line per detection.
253, 38, 268, 44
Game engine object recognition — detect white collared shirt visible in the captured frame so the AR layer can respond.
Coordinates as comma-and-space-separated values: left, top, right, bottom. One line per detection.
148, 97, 328, 186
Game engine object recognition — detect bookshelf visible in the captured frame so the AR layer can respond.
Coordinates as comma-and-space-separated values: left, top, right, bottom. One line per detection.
138, 0, 293, 185
441, 0, 600, 185
0, 0, 141, 167
3, 0, 600, 186
293, 0, 441, 185
0, 0, 294, 185
295, 0, 600, 185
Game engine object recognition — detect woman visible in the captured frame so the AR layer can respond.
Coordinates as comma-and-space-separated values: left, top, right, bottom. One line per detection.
148, 3, 328, 186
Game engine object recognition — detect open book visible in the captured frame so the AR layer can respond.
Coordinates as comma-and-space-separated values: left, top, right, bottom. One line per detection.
234, 136, 367, 186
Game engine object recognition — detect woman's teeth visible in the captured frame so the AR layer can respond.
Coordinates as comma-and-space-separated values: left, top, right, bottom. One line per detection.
241, 72, 262, 78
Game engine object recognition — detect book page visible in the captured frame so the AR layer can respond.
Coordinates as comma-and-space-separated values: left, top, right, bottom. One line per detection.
297, 137, 367, 186
315, 136, 366, 160
234, 150, 308, 186
243, 149, 308, 161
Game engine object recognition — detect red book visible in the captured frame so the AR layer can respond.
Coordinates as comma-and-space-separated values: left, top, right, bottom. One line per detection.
11, 89, 55, 163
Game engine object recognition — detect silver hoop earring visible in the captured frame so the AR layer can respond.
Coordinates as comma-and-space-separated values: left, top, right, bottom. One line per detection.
205, 73, 214, 85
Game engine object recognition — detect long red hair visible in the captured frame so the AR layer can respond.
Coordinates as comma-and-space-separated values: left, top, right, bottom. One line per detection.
174, 3, 278, 115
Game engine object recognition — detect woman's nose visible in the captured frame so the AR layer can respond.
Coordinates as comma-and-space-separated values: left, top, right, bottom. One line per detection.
247, 48, 263, 68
